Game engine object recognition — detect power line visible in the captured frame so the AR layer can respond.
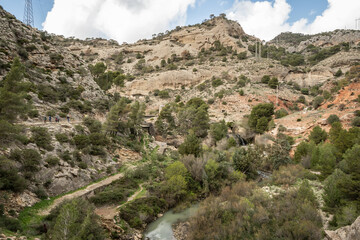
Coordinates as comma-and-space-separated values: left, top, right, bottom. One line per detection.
23, 0, 34, 27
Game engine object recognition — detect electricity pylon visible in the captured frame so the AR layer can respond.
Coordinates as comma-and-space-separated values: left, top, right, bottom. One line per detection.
23, 0, 34, 27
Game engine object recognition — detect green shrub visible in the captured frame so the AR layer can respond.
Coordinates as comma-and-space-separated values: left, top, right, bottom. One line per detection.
327, 114, 340, 125
261, 75, 270, 84
73, 135, 90, 149
334, 69, 343, 77
78, 162, 88, 169
49, 53, 64, 64
211, 78, 223, 87
248, 103, 274, 133
45, 156, 60, 167
55, 133, 69, 143
313, 96, 324, 109
21, 149, 42, 172
158, 90, 170, 99
0, 156, 27, 192
301, 88, 309, 95
297, 95, 306, 104
352, 117, 360, 127
268, 77, 279, 89
28, 109, 39, 118
275, 109, 288, 119
309, 126, 327, 144
31, 127, 54, 151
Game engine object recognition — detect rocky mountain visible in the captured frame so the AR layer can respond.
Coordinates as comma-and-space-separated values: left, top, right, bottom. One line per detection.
0, 5, 360, 240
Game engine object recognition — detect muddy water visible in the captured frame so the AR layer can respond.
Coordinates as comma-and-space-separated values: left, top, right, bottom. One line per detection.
143, 204, 199, 240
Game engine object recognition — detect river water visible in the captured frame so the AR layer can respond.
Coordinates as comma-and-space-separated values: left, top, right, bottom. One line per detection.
143, 203, 199, 240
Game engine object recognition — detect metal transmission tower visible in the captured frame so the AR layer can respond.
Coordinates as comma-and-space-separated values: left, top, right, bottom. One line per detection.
356, 18, 360, 30
23, 0, 34, 27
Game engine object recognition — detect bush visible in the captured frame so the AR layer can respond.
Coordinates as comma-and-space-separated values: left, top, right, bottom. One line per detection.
248, 103, 274, 133
275, 109, 288, 119
309, 126, 327, 144
334, 69, 343, 77
301, 88, 309, 95
313, 96, 324, 109
352, 117, 360, 127
45, 156, 60, 167
55, 133, 69, 143
21, 149, 42, 172
268, 77, 279, 89
0, 156, 27, 192
73, 135, 90, 149
261, 75, 270, 84
327, 114, 340, 125
211, 78, 223, 87
31, 127, 54, 151
158, 90, 170, 99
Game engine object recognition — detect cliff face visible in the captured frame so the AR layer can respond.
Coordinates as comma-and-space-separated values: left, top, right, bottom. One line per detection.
325, 216, 360, 240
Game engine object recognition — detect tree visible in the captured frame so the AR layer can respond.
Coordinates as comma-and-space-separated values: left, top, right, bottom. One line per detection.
0, 58, 27, 122
89, 62, 107, 77
340, 144, 360, 201
210, 120, 228, 144
318, 143, 337, 179
48, 199, 104, 240
261, 75, 270, 84
248, 103, 274, 133
323, 169, 347, 209
179, 130, 202, 157
104, 98, 129, 135
232, 147, 259, 179
313, 96, 324, 109
327, 114, 340, 125
268, 77, 279, 89
309, 126, 327, 144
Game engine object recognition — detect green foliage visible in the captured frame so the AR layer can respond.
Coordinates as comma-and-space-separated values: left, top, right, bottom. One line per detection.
323, 169, 346, 209
37, 84, 58, 103
0, 156, 27, 192
55, 133, 69, 143
340, 144, 360, 201
119, 197, 166, 229
232, 147, 259, 179
334, 69, 343, 77
327, 114, 340, 125
308, 45, 341, 65
352, 117, 360, 127
317, 143, 337, 179
210, 120, 228, 143
248, 103, 274, 133
211, 78, 223, 87
45, 199, 105, 240
178, 98, 210, 138
268, 77, 279, 89
155, 104, 176, 137
294, 141, 316, 165
188, 180, 322, 240
73, 135, 90, 149
179, 130, 202, 157
31, 127, 54, 151
89, 62, 107, 77
309, 126, 327, 144
0, 58, 27, 122
90, 177, 139, 205
45, 156, 60, 167
261, 75, 270, 84
158, 90, 170, 99
312, 96, 324, 109
275, 108, 288, 119
297, 95, 306, 104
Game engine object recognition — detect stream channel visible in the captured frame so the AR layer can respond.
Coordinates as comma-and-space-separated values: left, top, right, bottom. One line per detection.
143, 203, 200, 240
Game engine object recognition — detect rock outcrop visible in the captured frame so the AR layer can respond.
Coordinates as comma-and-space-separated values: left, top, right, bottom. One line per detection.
325, 216, 360, 240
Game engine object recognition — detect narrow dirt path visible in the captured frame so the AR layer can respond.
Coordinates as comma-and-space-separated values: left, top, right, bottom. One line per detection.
39, 172, 124, 216
95, 184, 144, 220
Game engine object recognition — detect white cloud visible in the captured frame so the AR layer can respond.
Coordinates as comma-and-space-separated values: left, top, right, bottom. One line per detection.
227, 0, 360, 41
43, 0, 196, 43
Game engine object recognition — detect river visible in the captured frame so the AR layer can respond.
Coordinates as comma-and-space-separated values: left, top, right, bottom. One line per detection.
143, 203, 199, 240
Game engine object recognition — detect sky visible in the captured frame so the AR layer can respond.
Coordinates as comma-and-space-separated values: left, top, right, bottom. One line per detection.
0, 0, 359, 42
